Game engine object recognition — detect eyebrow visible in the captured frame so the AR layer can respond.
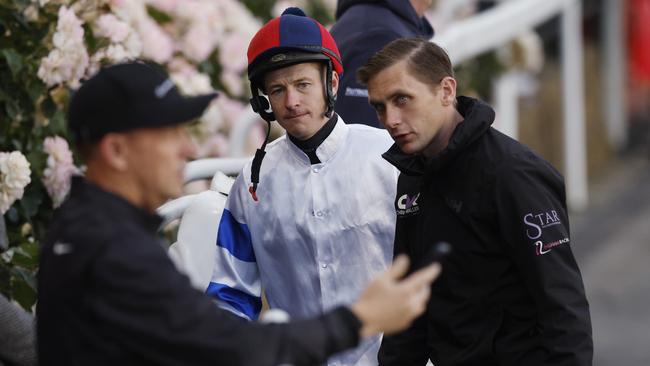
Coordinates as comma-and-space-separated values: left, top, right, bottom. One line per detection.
369, 89, 409, 105
267, 77, 313, 90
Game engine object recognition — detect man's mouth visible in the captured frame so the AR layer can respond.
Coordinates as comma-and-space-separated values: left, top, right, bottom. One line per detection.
393, 132, 412, 142
285, 112, 308, 120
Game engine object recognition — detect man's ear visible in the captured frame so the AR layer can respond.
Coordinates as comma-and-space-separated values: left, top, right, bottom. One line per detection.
331, 70, 340, 97
439, 76, 457, 106
96, 133, 130, 171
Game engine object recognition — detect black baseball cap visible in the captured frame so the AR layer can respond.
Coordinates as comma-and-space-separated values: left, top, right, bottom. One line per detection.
68, 61, 217, 144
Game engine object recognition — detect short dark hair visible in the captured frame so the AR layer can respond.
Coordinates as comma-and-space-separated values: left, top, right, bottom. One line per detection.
357, 38, 454, 88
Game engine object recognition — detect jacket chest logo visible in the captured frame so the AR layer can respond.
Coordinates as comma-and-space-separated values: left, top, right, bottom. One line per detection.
396, 192, 420, 217
445, 197, 463, 213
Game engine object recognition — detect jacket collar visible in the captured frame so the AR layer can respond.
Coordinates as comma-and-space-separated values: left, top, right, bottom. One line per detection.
382, 96, 495, 176
335, 0, 434, 38
69, 176, 163, 233
285, 115, 349, 165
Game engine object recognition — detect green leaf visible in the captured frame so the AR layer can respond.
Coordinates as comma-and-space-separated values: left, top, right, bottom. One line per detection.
1, 48, 23, 77
11, 246, 38, 269
10, 269, 37, 310
6, 206, 19, 223
40, 96, 56, 117
50, 109, 66, 135
146, 5, 173, 24
27, 81, 45, 102
12, 266, 36, 291
5, 100, 19, 119
19, 188, 43, 220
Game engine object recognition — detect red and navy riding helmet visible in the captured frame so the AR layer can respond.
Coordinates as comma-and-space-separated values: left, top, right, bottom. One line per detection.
247, 7, 343, 85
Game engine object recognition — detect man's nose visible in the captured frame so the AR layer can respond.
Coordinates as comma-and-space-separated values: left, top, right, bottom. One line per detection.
284, 88, 300, 109
384, 106, 401, 130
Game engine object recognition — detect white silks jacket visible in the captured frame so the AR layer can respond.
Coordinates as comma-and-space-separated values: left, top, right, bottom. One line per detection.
207, 117, 398, 366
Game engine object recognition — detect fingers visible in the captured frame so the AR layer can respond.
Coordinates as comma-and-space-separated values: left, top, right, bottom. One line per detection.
386, 254, 410, 280
403, 263, 441, 291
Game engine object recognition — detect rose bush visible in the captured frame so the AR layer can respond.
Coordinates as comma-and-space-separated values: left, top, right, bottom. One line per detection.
0, 0, 334, 310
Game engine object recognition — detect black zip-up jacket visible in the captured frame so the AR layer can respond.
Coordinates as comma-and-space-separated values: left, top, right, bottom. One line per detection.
379, 97, 592, 366
37, 177, 361, 366
330, 0, 434, 128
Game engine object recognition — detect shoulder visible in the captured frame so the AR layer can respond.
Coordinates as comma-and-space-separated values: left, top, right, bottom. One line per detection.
345, 124, 394, 153
477, 130, 564, 190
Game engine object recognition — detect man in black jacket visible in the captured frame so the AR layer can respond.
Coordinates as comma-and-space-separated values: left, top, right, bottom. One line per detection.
331, 0, 434, 128
358, 38, 593, 366
36, 61, 441, 366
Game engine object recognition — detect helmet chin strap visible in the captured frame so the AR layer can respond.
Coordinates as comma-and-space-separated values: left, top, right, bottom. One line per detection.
248, 83, 273, 201
323, 61, 336, 118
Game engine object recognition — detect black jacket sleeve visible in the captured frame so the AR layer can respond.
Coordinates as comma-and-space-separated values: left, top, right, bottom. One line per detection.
378, 314, 429, 366
91, 231, 361, 366
494, 153, 593, 366
378, 217, 429, 365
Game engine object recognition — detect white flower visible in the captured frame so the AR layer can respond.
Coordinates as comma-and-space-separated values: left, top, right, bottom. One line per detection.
54, 6, 84, 48
181, 24, 215, 63
0, 151, 31, 214
219, 33, 248, 73
198, 101, 223, 136
42, 136, 78, 208
138, 18, 174, 63
122, 31, 142, 56
37, 6, 89, 88
220, 70, 244, 97
216, 95, 246, 130
170, 70, 214, 96
94, 13, 130, 43
104, 44, 130, 62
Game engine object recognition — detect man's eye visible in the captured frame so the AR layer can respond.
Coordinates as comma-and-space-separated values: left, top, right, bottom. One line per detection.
396, 95, 409, 105
297, 82, 310, 89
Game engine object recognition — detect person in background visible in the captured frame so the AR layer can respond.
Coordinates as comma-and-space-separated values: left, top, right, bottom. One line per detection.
0, 294, 37, 366
331, 0, 434, 128
359, 38, 593, 366
36, 61, 440, 366
207, 7, 398, 366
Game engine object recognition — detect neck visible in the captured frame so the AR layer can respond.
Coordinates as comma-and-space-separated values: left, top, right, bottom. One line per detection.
289, 113, 338, 151
85, 165, 156, 213
421, 108, 464, 159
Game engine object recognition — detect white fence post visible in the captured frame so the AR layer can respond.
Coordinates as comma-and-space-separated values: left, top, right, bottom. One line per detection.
602, 0, 628, 150
561, 0, 588, 211
493, 71, 521, 139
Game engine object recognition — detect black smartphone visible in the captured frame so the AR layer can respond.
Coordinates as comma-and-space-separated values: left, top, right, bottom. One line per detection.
417, 241, 452, 270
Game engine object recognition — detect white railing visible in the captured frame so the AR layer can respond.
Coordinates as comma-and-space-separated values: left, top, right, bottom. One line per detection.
436, 0, 589, 211
158, 157, 251, 223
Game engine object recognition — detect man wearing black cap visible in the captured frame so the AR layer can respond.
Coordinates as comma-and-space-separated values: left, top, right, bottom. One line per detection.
36, 61, 441, 365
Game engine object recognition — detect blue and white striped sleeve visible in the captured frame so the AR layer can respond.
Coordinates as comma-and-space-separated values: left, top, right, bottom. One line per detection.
206, 175, 262, 321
